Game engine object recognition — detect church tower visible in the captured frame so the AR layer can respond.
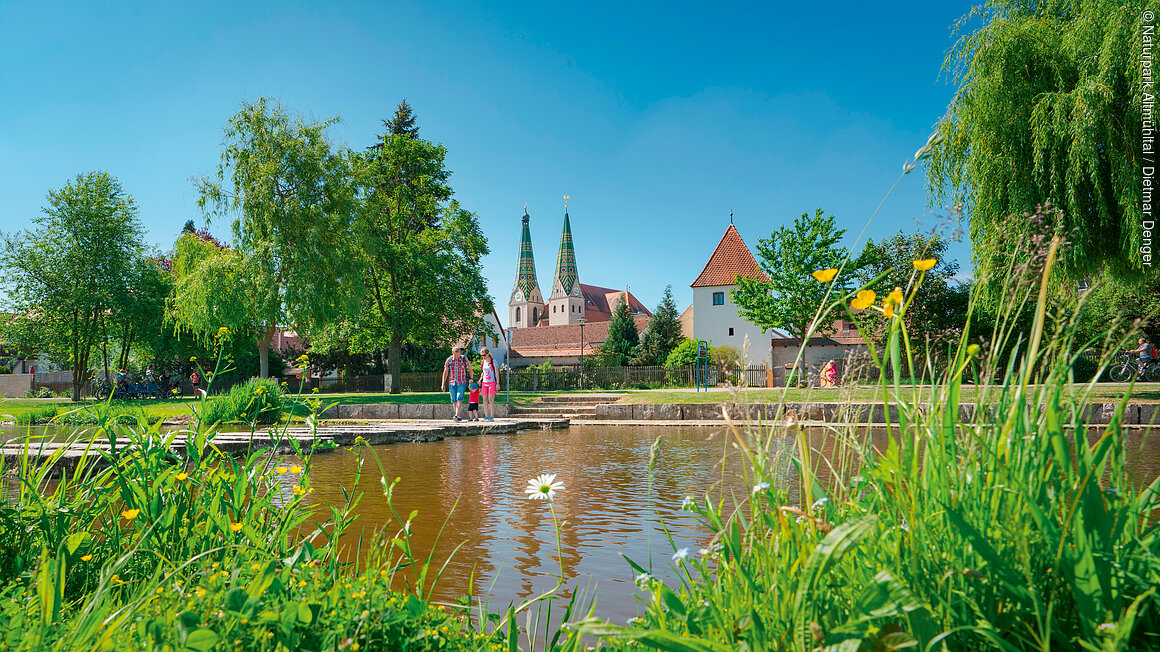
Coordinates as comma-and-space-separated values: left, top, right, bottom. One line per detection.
509, 207, 544, 328
547, 198, 585, 326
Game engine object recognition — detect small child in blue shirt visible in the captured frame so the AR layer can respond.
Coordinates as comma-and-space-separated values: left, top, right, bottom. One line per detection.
467, 382, 481, 421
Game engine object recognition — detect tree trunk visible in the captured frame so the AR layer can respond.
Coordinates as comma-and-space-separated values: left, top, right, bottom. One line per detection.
388, 334, 402, 394
258, 325, 276, 379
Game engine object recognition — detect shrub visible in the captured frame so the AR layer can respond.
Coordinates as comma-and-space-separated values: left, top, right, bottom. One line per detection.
0, 366, 11, 375
664, 338, 710, 368
200, 377, 285, 425
35, 387, 54, 399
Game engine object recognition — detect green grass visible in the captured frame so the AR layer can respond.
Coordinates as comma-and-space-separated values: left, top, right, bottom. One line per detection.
619, 383, 1160, 404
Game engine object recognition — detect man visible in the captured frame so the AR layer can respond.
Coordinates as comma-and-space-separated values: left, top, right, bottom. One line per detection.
440, 346, 473, 422
1129, 338, 1157, 376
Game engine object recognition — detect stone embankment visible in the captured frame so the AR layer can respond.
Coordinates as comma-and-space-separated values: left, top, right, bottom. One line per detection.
593, 401, 1160, 425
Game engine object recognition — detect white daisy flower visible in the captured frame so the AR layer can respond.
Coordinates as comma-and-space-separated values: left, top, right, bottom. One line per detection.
672, 548, 689, 563
752, 482, 771, 495
524, 473, 564, 501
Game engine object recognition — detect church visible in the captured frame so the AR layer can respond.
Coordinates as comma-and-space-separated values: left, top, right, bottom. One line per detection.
507, 205, 651, 367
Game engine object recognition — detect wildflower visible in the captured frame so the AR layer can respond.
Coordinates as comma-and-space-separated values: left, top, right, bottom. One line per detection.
290, 465, 302, 474
190, 356, 197, 362
293, 486, 306, 496
811, 497, 829, 513
912, 258, 936, 271
672, 548, 689, 563
627, 617, 643, 625
883, 302, 895, 319
121, 509, 141, 521
886, 287, 904, 305
296, 354, 310, 365
524, 473, 564, 501
176, 472, 188, 481
680, 496, 695, 511
255, 386, 266, 396
633, 572, 653, 588
966, 344, 981, 358
354, 436, 366, 445
752, 482, 771, 495
81, 554, 93, 562
111, 574, 122, 584
216, 326, 230, 338
850, 289, 875, 310
1096, 623, 1116, 634
230, 522, 243, 532
811, 268, 838, 283
252, 563, 261, 571
276, 466, 288, 474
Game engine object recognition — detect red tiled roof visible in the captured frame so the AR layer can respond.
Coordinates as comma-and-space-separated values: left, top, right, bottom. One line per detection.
509, 316, 651, 358
579, 283, 652, 321
690, 224, 770, 288
769, 320, 865, 347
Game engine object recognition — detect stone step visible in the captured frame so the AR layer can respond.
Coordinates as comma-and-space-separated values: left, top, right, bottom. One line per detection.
511, 405, 597, 415
536, 394, 622, 405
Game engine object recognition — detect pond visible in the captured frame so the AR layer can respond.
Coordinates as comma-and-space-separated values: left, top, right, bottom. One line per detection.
286, 424, 761, 624
4, 421, 1159, 625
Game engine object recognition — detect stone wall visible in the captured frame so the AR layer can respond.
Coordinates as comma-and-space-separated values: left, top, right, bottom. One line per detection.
595, 401, 1160, 425
322, 403, 512, 420
0, 374, 32, 398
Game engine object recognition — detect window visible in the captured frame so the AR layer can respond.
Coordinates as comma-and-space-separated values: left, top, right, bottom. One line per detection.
712, 292, 725, 305
553, 305, 557, 313
728, 328, 735, 336
515, 307, 521, 322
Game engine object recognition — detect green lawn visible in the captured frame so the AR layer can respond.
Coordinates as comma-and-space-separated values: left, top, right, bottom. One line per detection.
619, 383, 1160, 404
4, 384, 1155, 425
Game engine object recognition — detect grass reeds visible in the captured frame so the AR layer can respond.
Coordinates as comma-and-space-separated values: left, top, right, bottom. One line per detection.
573, 239, 1160, 650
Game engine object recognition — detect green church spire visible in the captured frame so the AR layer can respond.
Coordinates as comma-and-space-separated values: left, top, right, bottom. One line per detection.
512, 208, 541, 301
553, 209, 579, 296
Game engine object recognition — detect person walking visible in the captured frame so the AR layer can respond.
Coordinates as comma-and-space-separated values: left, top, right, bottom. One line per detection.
479, 347, 500, 421
441, 346, 473, 421
189, 370, 201, 397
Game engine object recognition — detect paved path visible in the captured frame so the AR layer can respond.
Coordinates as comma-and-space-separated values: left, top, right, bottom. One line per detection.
0, 418, 569, 476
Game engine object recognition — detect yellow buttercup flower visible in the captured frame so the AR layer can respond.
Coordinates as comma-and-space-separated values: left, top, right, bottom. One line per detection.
811, 268, 838, 283
912, 258, 936, 271
81, 554, 93, 562
229, 522, 243, 532
216, 326, 230, 338
190, 356, 197, 362
883, 302, 895, 319
850, 289, 876, 311
887, 287, 904, 305
111, 574, 122, 584
967, 344, 981, 358
121, 509, 141, 521
293, 486, 306, 496
276, 467, 288, 474
176, 472, 188, 481
289, 465, 302, 474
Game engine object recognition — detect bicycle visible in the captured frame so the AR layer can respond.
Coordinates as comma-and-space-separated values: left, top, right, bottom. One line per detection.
1107, 351, 1160, 382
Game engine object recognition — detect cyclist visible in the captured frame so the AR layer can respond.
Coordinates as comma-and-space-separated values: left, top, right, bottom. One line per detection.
1128, 338, 1157, 377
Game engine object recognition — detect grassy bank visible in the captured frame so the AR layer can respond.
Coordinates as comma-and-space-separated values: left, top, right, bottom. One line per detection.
618, 383, 1160, 404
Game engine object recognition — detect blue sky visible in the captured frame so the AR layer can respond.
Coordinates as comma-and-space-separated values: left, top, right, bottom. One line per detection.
0, 1, 973, 323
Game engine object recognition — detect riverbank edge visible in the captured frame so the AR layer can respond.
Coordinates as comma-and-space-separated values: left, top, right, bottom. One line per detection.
592, 401, 1160, 425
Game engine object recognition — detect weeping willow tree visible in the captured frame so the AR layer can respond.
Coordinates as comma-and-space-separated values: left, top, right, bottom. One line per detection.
928, 0, 1149, 286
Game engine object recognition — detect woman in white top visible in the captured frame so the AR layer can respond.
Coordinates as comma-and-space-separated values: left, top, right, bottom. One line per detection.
479, 348, 499, 421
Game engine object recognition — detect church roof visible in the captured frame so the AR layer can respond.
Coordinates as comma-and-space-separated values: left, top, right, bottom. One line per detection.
690, 224, 770, 288
552, 211, 579, 295
512, 211, 541, 300
509, 315, 652, 358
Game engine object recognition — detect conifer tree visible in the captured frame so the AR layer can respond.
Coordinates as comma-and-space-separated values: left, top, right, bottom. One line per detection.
599, 296, 639, 366
633, 285, 683, 365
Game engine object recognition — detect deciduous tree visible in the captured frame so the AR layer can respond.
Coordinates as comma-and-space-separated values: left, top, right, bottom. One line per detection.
927, 0, 1149, 283
319, 102, 490, 393
732, 208, 848, 343
0, 172, 146, 400
192, 97, 359, 377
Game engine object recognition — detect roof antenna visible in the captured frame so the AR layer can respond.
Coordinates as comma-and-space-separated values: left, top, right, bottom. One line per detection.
729, 208, 734, 225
